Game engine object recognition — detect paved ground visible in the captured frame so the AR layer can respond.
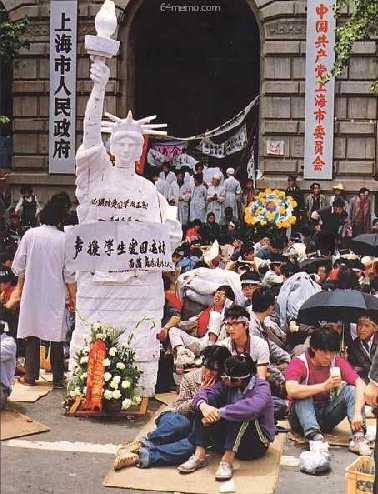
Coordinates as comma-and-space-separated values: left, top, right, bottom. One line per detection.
1, 388, 363, 494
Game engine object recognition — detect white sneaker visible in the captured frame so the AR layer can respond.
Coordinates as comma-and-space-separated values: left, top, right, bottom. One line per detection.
349, 437, 371, 456
215, 461, 233, 481
178, 455, 207, 473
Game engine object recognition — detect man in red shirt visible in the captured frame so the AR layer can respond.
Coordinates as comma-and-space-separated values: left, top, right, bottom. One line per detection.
285, 328, 370, 455
168, 285, 235, 365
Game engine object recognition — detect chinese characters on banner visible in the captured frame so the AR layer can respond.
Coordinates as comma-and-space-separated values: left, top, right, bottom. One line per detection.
197, 124, 247, 159
304, 1, 335, 180
49, 1, 77, 174
152, 142, 187, 160
65, 221, 174, 273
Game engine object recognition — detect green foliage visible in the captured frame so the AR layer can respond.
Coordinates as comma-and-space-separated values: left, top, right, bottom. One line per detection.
332, 0, 378, 93
0, 9, 30, 66
0, 10, 30, 126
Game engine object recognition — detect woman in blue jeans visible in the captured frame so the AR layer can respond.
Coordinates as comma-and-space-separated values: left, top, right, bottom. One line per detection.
114, 345, 231, 470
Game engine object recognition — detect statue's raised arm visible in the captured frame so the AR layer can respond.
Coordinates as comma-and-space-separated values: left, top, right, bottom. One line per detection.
82, 57, 110, 149
81, 0, 119, 149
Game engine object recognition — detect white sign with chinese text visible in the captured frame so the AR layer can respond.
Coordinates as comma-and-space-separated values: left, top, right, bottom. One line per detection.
304, 1, 335, 180
65, 221, 174, 272
266, 140, 285, 156
49, 1, 77, 174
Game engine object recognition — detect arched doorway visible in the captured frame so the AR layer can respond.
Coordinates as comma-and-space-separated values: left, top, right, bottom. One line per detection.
119, 0, 260, 138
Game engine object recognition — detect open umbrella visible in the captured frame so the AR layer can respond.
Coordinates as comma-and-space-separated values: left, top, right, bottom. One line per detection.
299, 257, 332, 274
297, 289, 378, 324
348, 234, 378, 257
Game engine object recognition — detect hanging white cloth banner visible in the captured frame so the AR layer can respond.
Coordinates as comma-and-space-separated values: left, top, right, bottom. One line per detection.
224, 124, 247, 155
170, 96, 259, 141
198, 139, 226, 158
197, 124, 247, 159
171, 153, 198, 169
246, 146, 256, 182
147, 148, 170, 167
65, 221, 174, 272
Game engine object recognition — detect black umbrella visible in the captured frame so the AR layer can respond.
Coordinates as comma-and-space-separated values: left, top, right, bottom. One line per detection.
348, 234, 378, 256
299, 257, 332, 274
297, 289, 378, 324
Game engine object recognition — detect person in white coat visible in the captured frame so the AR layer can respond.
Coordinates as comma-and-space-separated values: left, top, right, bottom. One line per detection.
151, 170, 165, 196
223, 168, 241, 220
70, 56, 181, 396
168, 169, 192, 226
159, 163, 176, 200
203, 166, 224, 187
12, 201, 76, 387
207, 175, 225, 224
190, 173, 207, 223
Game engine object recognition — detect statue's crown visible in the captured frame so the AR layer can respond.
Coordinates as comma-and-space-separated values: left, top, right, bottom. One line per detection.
101, 110, 167, 136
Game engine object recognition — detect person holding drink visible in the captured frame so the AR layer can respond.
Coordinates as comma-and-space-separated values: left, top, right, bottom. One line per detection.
285, 328, 371, 455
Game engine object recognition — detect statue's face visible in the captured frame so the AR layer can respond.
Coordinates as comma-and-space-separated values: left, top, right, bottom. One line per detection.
110, 131, 144, 163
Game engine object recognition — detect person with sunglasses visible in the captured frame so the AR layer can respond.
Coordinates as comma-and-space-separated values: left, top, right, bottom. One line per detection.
178, 353, 275, 481
113, 345, 231, 470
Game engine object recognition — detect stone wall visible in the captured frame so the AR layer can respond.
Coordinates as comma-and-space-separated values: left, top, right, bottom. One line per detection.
2, 0, 378, 205
256, 0, 377, 197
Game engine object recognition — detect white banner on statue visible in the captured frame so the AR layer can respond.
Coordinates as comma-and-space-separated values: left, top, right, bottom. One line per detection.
198, 124, 247, 159
49, 1, 77, 174
304, 1, 335, 180
65, 221, 174, 272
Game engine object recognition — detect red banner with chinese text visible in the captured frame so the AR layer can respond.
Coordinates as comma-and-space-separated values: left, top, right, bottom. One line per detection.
82, 340, 107, 411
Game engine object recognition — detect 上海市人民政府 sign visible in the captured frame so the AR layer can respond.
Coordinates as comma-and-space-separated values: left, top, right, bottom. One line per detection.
49, 1, 77, 174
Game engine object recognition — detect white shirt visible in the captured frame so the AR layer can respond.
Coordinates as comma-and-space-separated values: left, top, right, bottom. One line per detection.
0, 333, 16, 390
219, 335, 270, 366
12, 225, 73, 342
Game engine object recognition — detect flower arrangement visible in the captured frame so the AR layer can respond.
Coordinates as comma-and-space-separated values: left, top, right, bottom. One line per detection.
244, 188, 297, 229
67, 321, 143, 411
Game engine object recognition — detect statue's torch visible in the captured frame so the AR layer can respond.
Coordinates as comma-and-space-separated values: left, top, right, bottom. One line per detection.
85, 0, 120, 59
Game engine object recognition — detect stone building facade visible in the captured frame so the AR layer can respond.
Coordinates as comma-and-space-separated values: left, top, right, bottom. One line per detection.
2, 0, 378, 206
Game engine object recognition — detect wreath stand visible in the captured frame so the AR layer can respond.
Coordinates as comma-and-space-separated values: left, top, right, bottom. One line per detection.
67, 395, 149, 418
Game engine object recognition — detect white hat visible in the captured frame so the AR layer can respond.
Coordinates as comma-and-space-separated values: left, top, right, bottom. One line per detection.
226, 168, 235, 176
212, 174, 221, 181
361, 256, 376, 265
204, 240, 220, 267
